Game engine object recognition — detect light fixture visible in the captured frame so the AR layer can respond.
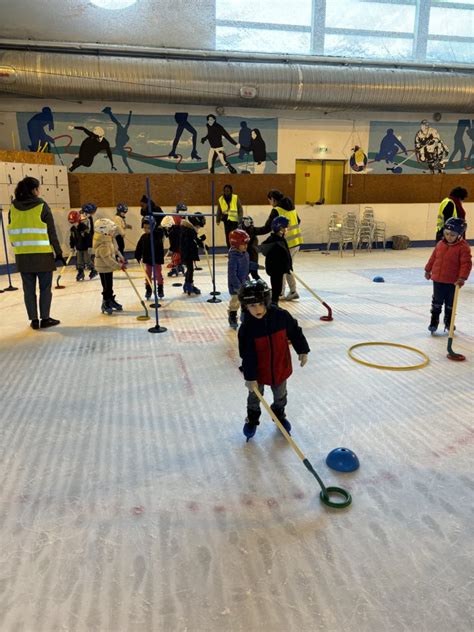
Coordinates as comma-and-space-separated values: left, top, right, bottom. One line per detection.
90, 0, 137, 9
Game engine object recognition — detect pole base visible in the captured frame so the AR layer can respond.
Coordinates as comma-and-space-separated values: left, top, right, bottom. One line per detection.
149, 302, 161, 308
172, 282, 182, 287
207, 296, 222, 304
148, 325, 167, 334
4, 285, 18, 292
447, 352, 466, 362
210, 291, 221, 296
320, 315, 333, 321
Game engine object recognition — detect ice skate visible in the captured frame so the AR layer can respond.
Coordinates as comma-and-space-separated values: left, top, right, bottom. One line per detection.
168, 267, 178, 277
88, 269, 98, 280
76, 269, 85, 281
285, 291, 300, 301
158, 284, 164, 298
101, 300, 113, 315
110, 296, 123, 311
228, 311, 238, 330
428, 311, 439, 334
243, 418, 259, 442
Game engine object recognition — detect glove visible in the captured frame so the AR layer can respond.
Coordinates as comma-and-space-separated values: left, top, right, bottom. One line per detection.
121, 262, 127, 271
424, 271, 431, 280
298, 354, 308, 367
245, 380, 258, 392
455, 278, 465, 287
55, 255, 67, 266
200, 234, 206, 242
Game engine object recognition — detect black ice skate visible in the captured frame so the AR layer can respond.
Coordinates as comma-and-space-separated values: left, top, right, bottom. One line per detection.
76, 269, 85, 281
228, 311, 238, 330
101, 300, 113, 315
110, 296, 123, 311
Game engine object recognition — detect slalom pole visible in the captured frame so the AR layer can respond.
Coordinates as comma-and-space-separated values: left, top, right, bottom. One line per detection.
55, 251, 75, 289
446, 285, 465, 362
145, 178, 166, 334
252, 386, 351, 509
293, 273, 333, 321
0, 206, 18, 291
207, 180, 221, 304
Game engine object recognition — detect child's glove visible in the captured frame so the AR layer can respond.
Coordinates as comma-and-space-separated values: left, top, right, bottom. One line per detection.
199, 234, 206, 242
55, 254, 67, 266
424, 271, 431, 280
455, 278, 465, 287
298, 354, 308, 367
126, 223, 132, 230
120, 262, 127, 271
245, 380, 258, 391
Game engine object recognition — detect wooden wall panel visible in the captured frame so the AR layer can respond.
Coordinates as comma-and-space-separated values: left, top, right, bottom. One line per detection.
0, 150, 54, 165
344, 174, 474, 203
68, 173, 296, 207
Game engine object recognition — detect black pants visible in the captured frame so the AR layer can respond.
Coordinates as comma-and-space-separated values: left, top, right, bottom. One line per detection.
270, 274, 283, 306
250, 269, 261, 281
183, 259, 194, 285
99, 272, 114, 300
20, 271, 53, 320
223, 218, 239, 249
115, 235, 125, 256
431, 281, 455, 325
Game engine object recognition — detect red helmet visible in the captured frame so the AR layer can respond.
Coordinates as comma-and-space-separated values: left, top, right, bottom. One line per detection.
68, 210, 81, 224
229, 229, 250, 248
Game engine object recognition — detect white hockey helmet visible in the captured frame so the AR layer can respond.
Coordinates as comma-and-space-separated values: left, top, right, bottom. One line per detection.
94, 217, 117, 236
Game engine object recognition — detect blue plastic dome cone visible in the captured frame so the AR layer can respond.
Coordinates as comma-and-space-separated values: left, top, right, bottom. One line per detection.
326, 447, 360, 472
373, 276, 385, 283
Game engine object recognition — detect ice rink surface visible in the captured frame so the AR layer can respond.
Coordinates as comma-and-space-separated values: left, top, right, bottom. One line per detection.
0, 248, 473, 632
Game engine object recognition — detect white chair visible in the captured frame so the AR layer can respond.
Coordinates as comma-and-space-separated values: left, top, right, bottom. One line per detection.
326, 213, 342, 252
374, 221, 386, 249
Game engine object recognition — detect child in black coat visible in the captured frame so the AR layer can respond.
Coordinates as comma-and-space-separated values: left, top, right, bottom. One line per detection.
180, 212, 206, 296
68, 209, 95, 281
240, 215, 261, 281
259, 216, 292, 305
135, 218, 165, 299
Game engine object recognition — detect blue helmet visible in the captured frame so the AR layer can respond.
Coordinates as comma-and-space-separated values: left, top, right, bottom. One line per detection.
81, 202, 97, 214
445, 217, 466, 235
176, 203, 187, 212
116, 203, 128, 213
272, 215, 290, 233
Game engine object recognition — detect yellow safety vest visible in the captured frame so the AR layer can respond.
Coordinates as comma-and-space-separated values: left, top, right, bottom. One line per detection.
275, 206, 303, 248
218, 194, 239, 222
437, 198, 457, 232
8, 203, 53, 255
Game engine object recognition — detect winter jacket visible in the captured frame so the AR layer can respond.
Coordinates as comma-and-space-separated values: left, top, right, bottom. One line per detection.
180, 220, 202, 262
228, 248, 249, 294
93, 233, 122, 274
84, 215, 94, 248
255, 197, 300, 236
238, 305, 310, 386
168, 219, 182, 253
242, 225, 259, 265
260, 233, 292, 277
8, 196, 62, 273
140, 201, 164, 228
113, 215, 127, 238
134, 228, 165, 265
69, 221, 90, 251
425, 238, 472, 284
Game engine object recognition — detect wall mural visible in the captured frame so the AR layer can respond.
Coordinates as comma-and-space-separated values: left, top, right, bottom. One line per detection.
17, 109, 278, 174
367, 119, 473, 174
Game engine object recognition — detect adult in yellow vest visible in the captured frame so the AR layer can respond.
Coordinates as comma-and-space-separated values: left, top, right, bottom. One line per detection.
8, 176, 65, 329
436, 187, 468, 241
217, 184, 243, 248
255, 190, 303, 301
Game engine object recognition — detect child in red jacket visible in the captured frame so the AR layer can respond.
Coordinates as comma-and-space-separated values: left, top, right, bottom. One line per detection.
238, 279, 310, 441
424, 217, 471, 333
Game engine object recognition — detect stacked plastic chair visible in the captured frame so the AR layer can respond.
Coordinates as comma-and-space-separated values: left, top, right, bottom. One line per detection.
326, 212, 343, 252
358, 207, 376, 252
374, 221, 386, 249
339, 211, 359, 256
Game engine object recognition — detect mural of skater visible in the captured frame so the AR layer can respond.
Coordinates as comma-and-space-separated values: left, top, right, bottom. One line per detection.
374, 128, 408, 164
102, 107, 134, 173
201, 114, 240, 173
26, 107, 55, 152
414, 119, 449, 174
168, 113, 201, 160
68, 125, 117, 172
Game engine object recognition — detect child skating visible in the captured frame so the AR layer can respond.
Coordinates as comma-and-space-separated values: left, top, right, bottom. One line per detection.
180, 212, 206, 296
424, 217, 471, 333
93, 218, 126, 315
68, 210, 93, 281
113, 203, 132, 257
259, 216, 293, 306
81, 202, 98, 279
238, 279, 310, 441
167, 203, 186, 278
239, 216, 261, 280
227, 229, 250, 329
135, 217, 165, 299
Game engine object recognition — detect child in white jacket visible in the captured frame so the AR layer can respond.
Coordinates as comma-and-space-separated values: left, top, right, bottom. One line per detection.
93, 218, 126, 315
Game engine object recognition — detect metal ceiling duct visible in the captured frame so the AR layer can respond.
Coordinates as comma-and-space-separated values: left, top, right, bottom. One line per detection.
0, 47, 472, 112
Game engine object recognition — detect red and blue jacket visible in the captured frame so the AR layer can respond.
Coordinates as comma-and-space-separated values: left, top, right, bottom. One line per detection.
238, 306, 310, 385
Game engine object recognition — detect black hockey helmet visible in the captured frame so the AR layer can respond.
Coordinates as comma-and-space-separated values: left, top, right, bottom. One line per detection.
238, 279, 271, 309
189, 212, 206, 228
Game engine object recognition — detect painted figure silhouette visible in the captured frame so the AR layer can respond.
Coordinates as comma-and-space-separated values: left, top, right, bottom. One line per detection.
102, 107, 133, 173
